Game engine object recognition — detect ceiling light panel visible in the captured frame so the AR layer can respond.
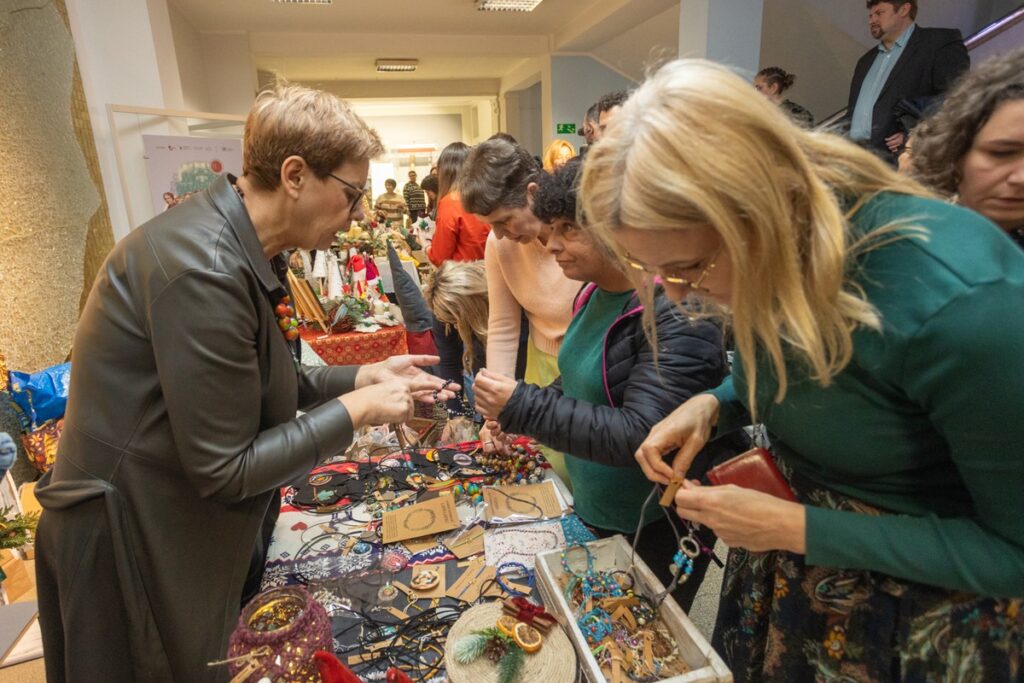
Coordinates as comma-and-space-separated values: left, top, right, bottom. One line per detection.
477, 0, 544, 12
376, 59, 419, 73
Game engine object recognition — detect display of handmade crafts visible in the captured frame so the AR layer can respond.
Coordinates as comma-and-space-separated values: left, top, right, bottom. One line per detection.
289, 438, 549, 515
475, 442, 546, 486
558, 541, 694, 683
323, 295, 371, 333
451, 596, 557, 683
223, 586, 332, 683
348, 252, 368, 298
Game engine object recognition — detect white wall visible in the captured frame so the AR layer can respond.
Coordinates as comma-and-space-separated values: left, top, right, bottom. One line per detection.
506, 82, 543, 157
360, 113, 463, 152
593, 5, 679, 81
66, 0, 179, 239
474, 100, 498, 144
548, 55, 635, 148
168, 2, 210, 112
680, 0, 764, 77
202, 32, 258, 116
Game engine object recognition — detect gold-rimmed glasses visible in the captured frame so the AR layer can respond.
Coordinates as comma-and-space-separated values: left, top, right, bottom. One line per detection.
623, 247, 721, 290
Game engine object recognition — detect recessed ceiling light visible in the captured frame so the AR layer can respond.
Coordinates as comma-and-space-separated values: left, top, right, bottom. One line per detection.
477, 0, 544, 11
271, 0, 331, 4
376, 59, 419, 73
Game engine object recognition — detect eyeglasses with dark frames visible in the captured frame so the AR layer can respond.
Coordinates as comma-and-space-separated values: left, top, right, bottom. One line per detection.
328, 173, 368, 211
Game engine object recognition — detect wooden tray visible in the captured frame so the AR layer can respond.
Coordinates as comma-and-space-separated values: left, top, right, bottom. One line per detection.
535, 535, 731, 683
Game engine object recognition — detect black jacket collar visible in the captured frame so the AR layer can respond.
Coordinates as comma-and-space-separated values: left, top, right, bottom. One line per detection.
208, 174, 287, 298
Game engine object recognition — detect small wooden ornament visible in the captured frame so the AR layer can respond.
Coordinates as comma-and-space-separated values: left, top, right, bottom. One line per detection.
659, 478, 685, 507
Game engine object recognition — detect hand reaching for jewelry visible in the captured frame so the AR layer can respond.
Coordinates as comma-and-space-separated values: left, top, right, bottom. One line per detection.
635, 393, 720, 485
473, 369, 518, 419
479, 420, 513, 455
338, 379, 416, 428
355, 355, 458, 403
674, 479, 806, 553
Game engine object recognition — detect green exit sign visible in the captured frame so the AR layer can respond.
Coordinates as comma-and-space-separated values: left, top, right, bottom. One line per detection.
556, 123, 576, 134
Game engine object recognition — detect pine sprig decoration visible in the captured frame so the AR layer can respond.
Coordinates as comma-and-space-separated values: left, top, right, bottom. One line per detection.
0, 506, 39, 550
497, 642, 525, 683
455, 628, 526, 683
453, 633, 490, 665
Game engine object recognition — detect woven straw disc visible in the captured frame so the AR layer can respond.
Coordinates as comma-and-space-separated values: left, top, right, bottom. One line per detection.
445, 602, 577, 683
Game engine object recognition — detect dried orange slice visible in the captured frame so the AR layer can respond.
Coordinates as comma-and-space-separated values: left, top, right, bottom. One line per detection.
497, 615, 519, 638
513, 621, 543, 653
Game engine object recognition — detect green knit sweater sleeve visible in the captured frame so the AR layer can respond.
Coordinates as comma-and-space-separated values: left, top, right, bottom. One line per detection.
806, 280, 1024, 597
707, 375, 752, 436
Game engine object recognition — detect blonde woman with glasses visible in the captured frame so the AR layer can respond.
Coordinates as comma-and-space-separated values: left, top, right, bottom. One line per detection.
582, 59, 1024, 681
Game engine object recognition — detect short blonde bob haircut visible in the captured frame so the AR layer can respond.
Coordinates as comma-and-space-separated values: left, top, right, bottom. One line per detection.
244, 84, 384, 191
542, 139, 576, 173
581, 59, 932, 414
423, 260, 489, 374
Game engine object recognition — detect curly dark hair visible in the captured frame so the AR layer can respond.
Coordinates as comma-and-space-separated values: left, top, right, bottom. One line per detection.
911, 48, 1024, 196
757, 67, 796, 94
532, 157, 582, 223
596, 90, 630, 115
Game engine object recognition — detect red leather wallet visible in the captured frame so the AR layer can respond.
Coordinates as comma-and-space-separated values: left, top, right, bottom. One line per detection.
707, 447, 797, 502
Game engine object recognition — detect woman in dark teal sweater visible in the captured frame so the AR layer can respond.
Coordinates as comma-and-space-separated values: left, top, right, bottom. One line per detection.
581, 59, 1024, 681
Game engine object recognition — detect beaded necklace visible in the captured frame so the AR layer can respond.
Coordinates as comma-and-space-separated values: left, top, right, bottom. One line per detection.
560, 542, 624, 601
232, 180, 302, 364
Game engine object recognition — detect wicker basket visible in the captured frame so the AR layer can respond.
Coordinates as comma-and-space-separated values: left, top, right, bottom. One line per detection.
444, 601, 577, 683
535, 535, 732, 683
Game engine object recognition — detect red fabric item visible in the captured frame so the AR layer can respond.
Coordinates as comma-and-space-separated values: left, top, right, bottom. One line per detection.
405, 329, 437, 356
427, 192, 490, 265
505, 596, 556, 631
386, 667, 414, 683
299, 325, 409, 365
313, 651, 362, 683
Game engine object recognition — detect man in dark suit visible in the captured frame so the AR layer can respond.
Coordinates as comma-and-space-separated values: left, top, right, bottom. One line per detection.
846, 0, 968, 159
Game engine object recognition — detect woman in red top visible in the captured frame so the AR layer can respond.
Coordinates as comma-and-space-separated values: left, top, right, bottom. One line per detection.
427, 142, 491, 265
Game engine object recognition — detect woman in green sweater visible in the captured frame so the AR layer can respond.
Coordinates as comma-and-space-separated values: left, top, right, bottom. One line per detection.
581, 59, 1024, 681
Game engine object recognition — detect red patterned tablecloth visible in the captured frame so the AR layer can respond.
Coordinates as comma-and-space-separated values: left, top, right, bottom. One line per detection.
299, 325, 408, 365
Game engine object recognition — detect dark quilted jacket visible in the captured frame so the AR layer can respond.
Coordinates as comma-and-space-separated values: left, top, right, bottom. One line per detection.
499, 284, 738, 472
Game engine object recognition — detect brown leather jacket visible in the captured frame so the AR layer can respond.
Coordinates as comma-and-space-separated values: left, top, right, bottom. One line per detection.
35, 175, 357, 681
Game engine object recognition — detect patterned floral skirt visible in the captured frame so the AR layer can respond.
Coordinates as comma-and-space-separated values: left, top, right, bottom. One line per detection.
713, 467, 1023, 682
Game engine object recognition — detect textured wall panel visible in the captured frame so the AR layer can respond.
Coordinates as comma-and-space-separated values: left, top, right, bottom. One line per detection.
1, 0, 114, 485
0, 0, 113, 373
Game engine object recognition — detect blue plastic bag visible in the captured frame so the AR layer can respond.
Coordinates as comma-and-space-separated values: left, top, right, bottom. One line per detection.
7, 362, 71, 431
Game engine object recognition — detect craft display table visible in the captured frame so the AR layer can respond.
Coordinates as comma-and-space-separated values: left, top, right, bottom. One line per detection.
257, 436, 727, 683
261, 441, 582, 681
299, 325, 408, 366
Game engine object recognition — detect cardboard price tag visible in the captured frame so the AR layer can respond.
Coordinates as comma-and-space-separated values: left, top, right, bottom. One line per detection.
483, 481, 562, 522
382, 496, 460, 543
